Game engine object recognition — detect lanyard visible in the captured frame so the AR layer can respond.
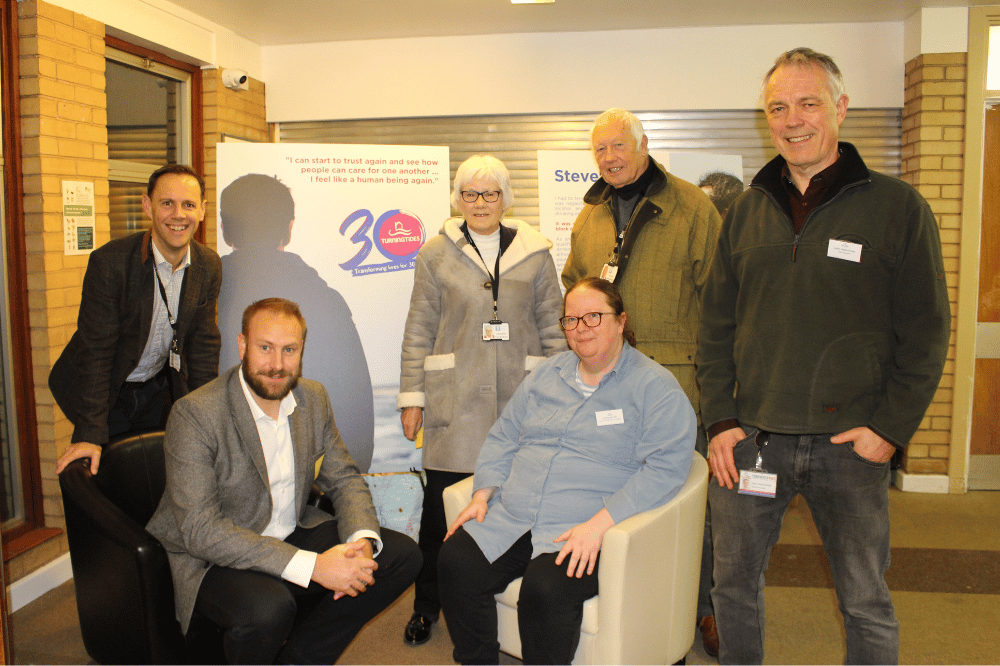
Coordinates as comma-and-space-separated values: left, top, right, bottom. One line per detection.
609, 197, 635, 268
464, 232, 502, 321
610, 228, 626, 267
155, 266, 181, 356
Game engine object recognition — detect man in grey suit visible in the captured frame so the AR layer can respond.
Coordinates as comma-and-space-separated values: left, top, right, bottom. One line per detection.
147, 298, 421, 664
51, 164, 222, 475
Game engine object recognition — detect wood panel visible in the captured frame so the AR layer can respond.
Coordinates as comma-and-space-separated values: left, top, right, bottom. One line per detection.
971, 106, 1000, 460
979, 106, 1000, 323
970, 359, 1000, 455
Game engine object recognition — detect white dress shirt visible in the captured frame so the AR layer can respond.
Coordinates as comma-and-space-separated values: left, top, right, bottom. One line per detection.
238, 370, 380, 588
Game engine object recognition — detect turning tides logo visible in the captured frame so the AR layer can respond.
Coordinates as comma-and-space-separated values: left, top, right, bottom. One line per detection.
339, 208, 426, 276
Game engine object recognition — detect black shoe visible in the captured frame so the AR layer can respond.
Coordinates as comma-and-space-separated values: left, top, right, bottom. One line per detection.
404, 613, 433, 646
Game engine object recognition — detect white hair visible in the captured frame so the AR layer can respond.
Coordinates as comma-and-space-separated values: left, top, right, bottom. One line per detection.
450, 155, 514, 212
590, 108, 645, 147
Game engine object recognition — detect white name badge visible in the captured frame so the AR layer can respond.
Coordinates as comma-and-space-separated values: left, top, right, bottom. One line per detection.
169, 349, 181, 371
738, 469, 778, 498
600, 264, 618, 282
595, 409, 624, 426
827, 239, 863, 263
483, 321, 509, 341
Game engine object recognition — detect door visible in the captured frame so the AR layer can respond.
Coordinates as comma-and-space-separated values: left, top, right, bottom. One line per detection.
969, 103, 1000, 490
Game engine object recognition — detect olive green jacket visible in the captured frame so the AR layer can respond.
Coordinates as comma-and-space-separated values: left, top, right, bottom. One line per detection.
562, 159, 722, 415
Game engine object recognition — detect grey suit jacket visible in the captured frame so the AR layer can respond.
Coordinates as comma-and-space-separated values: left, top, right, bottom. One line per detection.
49, 230, 222, 444
146, 366, 380, 633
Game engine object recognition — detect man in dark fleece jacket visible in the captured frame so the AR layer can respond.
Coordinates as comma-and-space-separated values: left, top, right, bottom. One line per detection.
697, 48, 949, 665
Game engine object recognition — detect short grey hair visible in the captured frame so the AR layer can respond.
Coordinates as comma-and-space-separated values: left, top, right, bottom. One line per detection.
590, 108, 645, 148
760, 47, 845, 109
451, 155, 514, 212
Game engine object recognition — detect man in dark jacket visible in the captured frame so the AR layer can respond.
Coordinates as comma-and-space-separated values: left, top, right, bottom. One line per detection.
697, 48, 950, 664
51, 164, 221, 475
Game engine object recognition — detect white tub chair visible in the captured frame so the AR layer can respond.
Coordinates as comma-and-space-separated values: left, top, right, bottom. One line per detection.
442, 453, 708, 665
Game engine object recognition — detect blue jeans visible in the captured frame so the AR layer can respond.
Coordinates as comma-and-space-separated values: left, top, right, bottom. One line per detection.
709, 431, 898, 665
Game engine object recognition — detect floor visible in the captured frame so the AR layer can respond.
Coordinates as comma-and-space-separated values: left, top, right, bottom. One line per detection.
10, 487, 1000, 665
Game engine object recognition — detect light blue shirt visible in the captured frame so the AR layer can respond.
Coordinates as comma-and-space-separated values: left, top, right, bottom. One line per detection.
127, 242, 189, 382
465, 343, 697, 563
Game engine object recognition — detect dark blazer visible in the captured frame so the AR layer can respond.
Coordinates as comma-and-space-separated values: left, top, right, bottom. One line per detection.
49, 230, 222, 445
146, 367, 380, 633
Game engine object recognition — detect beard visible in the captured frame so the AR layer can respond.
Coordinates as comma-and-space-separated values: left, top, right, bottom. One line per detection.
242, 359, 301, 401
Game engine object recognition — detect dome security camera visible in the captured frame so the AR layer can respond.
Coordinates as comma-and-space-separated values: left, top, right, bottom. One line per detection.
222, 69, 249, 91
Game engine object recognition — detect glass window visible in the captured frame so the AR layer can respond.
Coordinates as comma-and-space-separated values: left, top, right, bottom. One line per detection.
106, 47, 193, 239
0, 153, 21, 528
989, 25, 1000, 92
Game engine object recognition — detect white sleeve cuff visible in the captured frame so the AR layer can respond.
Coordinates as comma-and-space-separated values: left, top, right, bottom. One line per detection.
397, 392, 425, 410
348, 529, 383, 557
281, 549, 318, 588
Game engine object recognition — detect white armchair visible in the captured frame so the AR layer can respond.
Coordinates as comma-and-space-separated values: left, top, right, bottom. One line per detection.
442, 453, 708, 665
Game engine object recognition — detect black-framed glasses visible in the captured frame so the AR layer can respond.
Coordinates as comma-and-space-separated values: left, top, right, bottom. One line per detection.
461, 190, 501, 203
559, 312, 615, 331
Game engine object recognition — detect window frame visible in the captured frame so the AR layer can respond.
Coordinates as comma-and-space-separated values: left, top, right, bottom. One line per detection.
1, 0, 54, 562
105, 35, 205, 244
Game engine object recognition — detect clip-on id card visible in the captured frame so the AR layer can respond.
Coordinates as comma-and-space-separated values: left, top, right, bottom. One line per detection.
739, 431, 777, 498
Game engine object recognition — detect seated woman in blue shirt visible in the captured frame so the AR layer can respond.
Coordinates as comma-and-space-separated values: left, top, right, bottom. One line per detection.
438, 277, 697, 665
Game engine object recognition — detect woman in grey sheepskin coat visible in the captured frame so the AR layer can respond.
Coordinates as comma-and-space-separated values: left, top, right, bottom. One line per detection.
397, 155, 565, 645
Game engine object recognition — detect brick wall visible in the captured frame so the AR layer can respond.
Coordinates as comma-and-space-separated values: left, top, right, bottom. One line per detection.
15, 0, 107, 576
900, 53, 965, 475
9, 2, 271, 582
201, 69, 268, 249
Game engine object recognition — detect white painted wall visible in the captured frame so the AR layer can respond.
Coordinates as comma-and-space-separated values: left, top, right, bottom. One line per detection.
43, 0, 263, 77
36, 3, 975, 124
263, 22, 905, 122
904, 7, 970, 62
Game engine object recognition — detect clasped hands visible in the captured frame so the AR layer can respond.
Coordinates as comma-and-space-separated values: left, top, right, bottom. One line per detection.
312, 539, 377, 600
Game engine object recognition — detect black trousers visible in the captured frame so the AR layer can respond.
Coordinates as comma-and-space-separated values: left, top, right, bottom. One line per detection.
413, 469, 472, 619
438, 527, 599, 665
193, 521, 421, 664
106, 367, 172, 441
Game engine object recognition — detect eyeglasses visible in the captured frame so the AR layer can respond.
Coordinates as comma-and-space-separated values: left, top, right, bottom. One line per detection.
461, 190, 501, 203
559, 312, 616, 331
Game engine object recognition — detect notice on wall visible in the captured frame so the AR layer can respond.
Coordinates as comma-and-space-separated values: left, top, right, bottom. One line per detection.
217, 143, 450, 473
62, 180, 96, 255
538, 150, 742, 281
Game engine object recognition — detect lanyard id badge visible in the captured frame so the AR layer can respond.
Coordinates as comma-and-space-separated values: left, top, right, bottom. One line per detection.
483, 320, 509, 341
738, 431, 777, 498
466, 227, 509, 342
600, 228, 625, 283
155, 267, 182, 371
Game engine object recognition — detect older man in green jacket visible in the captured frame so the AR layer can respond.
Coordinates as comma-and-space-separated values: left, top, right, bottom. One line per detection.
561, 107, 723, 654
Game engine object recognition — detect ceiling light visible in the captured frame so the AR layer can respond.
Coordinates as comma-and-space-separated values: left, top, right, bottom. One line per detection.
511, 0, 555, 4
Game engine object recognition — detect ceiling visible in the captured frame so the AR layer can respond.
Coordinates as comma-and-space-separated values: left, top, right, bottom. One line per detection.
165, 0, 993, 46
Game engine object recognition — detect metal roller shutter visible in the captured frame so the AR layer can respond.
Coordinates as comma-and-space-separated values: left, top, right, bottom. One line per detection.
277, 109, 901, 229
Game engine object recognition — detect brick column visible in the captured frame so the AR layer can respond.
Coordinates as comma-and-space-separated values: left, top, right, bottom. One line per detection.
201, 69, 267, 249
900, 53, 965, 475
16, 0, 107, 571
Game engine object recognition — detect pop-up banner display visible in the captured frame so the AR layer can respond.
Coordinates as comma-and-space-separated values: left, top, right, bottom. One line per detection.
217, 143, 450, 472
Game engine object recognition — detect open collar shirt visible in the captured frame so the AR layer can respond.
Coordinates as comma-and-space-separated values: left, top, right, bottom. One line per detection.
237, 371, 382, 588
127, 241, 190, 382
